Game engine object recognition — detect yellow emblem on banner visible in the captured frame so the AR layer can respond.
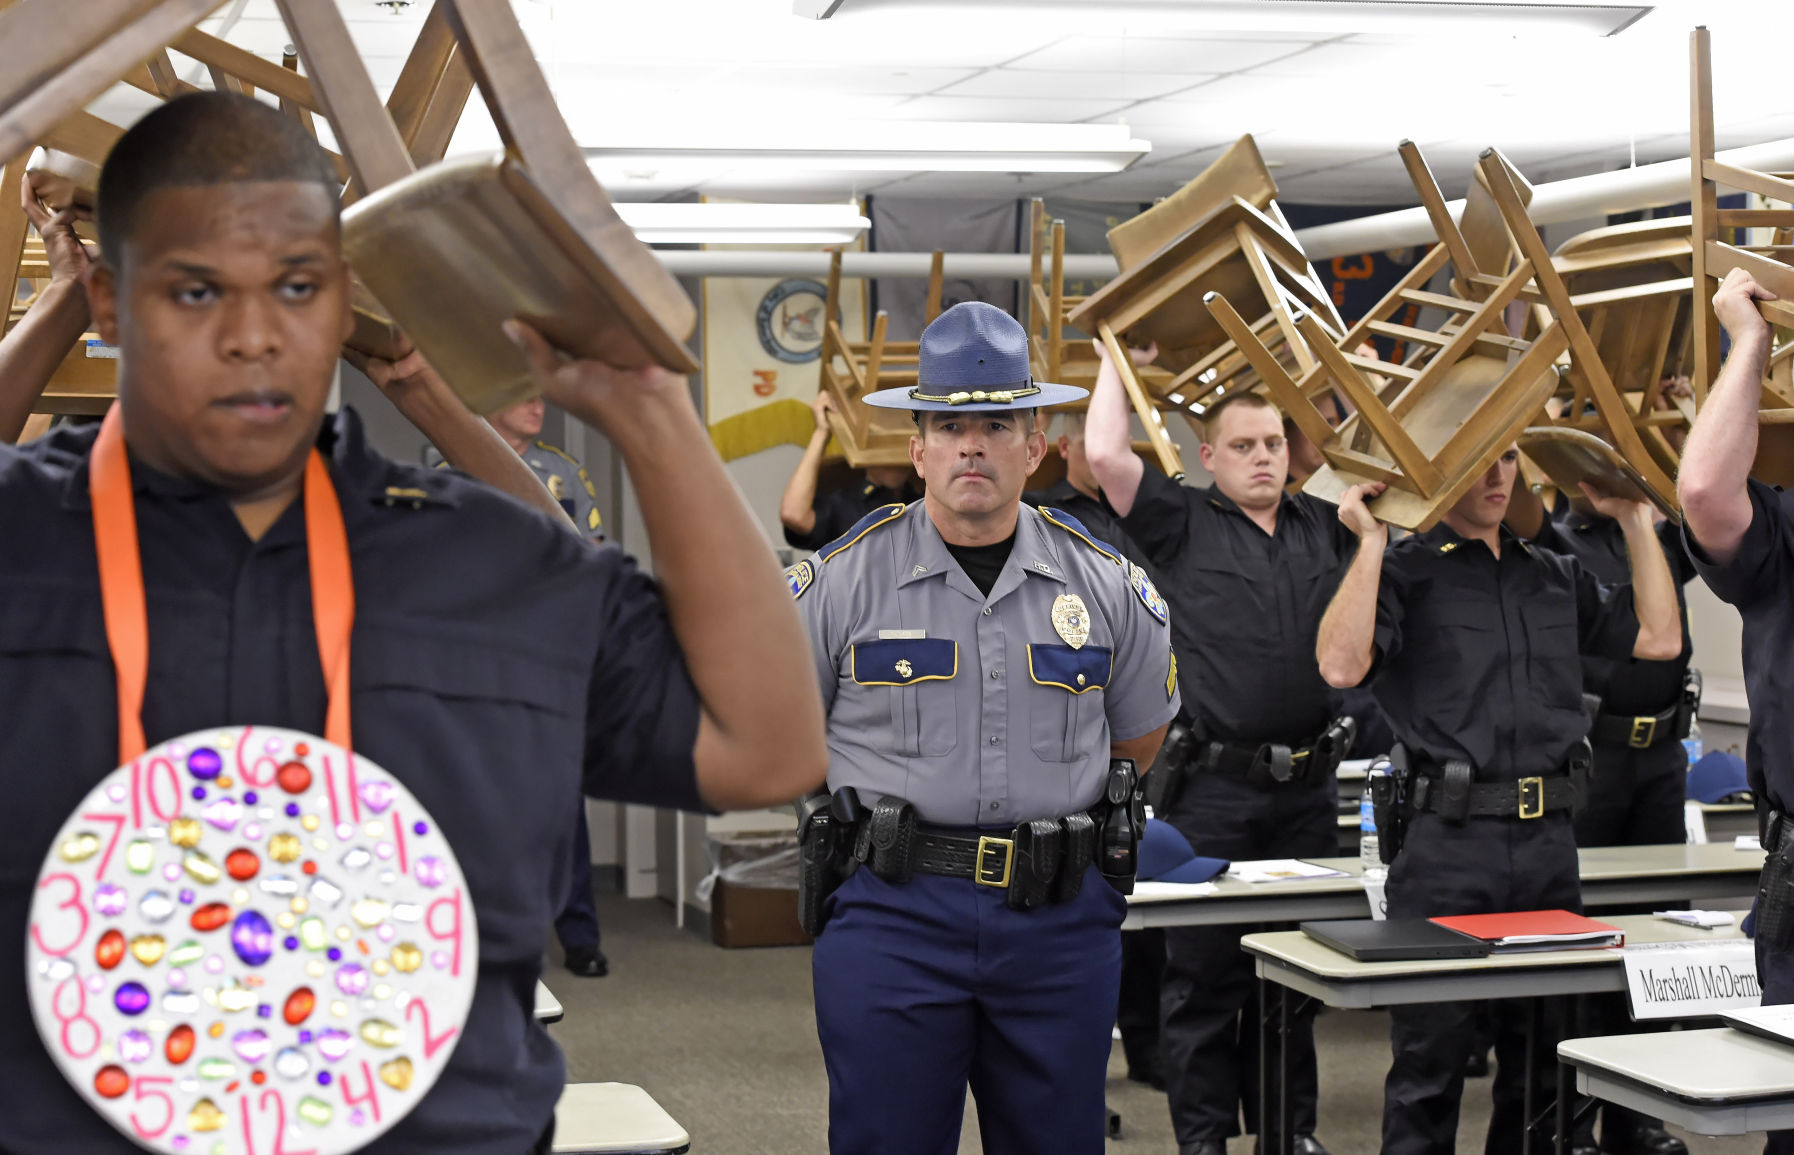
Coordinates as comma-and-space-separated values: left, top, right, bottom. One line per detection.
1052, 594, 1091, 649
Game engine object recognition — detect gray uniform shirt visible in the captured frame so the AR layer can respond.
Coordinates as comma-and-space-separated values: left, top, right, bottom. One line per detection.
428, 439, 604, 542
789, 501, 1181, 826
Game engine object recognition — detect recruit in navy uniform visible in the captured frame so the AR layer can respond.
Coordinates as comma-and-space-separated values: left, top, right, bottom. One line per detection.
788, 302, 1179, 1155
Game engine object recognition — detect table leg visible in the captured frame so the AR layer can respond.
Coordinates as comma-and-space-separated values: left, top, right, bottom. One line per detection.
1556, 1054, 1574, 1155
1523, 998, 1540, 1155
1279, 985, 1291, 1155
1258, 976, 1273, 1155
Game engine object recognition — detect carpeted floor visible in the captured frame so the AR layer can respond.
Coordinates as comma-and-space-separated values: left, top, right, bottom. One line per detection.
546, 892, 1756, 1154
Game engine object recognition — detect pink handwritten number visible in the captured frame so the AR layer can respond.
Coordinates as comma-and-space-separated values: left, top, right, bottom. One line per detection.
129, 1076, 174, 1140
241, 1090, 316, 1155
405, 999, 458, 1060
322, 758, 342, 828
51, 976, 99, 1059
30, 873, 87, 957
236, 725, 278, 788
81, 812, 125, 879
391, 809, 408, 874
338, 1061, 383, 1124
139, 758, 180, 823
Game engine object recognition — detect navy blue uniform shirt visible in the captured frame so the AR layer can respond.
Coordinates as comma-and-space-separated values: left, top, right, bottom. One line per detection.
1533, 506, 1694, 715
1116, 468, 1355, 744
784, 477, 922, 553
1686, 478, 1794, 810
0, 410, 703, 1154
1371, 522, 1639, 780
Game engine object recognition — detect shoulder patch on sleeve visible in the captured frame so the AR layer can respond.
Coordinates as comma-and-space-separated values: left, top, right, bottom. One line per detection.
1129, 562, 1169, 625
1039, 506, 1124, 567
820, 503, 907, 563
785, 559, 816, 600
534, 440, 583, 468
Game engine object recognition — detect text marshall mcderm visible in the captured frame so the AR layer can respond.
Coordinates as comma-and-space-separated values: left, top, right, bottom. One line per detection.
1635, 963, 1762, 1003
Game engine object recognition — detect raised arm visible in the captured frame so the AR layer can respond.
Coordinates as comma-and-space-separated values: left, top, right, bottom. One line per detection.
1679, 269, 1777, 564
1316, 482, 1389, 688
1585, 487, 1681, 660
1083, 338, 1153, 516
355, 343, 577, 532
509, 321, 828, 810
0, 173, 93, 442
779, 392, 834, 536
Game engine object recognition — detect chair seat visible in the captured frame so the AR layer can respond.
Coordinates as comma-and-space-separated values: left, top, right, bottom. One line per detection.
343, 152, 696, 415
553, 1083, 690, 1154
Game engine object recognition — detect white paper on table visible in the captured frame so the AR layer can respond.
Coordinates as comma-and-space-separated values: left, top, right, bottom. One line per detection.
1739, 835, 1764, 852
1130, 881, 1219, 901
1655, 910, 1737, 928
1226, 859, 1351, 884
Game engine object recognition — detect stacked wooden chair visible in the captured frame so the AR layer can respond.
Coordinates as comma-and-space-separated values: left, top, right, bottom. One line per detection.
1067, 135, 1346, 478
0, 0, 696, 421
1203, 143, 1594, 530
814, 248, 944, 467
1689, 25, 1794, 486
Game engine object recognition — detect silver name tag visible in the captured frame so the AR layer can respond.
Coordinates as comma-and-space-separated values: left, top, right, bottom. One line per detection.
878, 629, 927, 640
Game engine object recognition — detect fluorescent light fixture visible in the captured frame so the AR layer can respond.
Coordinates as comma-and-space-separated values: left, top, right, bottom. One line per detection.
802, 0, 1652, 37
612, 202, 870, 245
584, 122, 1150, 174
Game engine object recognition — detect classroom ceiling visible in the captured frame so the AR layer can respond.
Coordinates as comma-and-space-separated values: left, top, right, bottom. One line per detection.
82, 0, 1794, 209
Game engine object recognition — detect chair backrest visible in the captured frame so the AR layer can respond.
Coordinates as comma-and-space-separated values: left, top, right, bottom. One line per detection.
1106, 134, 1278, 269
0, 0, 697, 415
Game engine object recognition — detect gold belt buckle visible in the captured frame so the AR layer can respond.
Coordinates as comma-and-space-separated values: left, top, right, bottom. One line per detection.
1629, 716, 1657, 748
975, 836, 1014, 887
1517, 777, 1544, 820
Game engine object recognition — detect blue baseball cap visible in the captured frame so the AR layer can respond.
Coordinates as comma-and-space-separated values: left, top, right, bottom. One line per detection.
1687, 750, 1753, 804
862, 301, 1088, 412
1137, 818, 1230, 884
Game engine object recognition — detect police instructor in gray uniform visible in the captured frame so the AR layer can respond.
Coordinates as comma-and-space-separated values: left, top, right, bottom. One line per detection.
789, 301, 1180, 1155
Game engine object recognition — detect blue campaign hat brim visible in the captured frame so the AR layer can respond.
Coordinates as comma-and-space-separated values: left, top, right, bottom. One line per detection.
862, 380, 1089, 412
1150, 856, 1231, 885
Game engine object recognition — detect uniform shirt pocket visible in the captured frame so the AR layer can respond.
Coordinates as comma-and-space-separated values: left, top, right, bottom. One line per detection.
850, 638, 959, 757
1027, 644, 1112, 762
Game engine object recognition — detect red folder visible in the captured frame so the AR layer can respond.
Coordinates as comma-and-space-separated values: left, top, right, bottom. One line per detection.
1429, 910, 1624, 952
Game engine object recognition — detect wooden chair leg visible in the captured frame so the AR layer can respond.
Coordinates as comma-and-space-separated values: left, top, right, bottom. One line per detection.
925, 250, 944, 327
1689, 26, 1722, 404
1098, 320, 1182, 477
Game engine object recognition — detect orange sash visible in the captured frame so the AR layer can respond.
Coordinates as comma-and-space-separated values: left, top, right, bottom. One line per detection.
89, 404, 355, 763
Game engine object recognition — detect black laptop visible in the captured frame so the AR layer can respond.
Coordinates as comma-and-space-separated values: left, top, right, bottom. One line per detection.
1301, 919, 1493, 962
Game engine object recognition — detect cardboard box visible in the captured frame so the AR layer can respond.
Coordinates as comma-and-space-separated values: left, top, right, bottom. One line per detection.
709, 879, 812, 948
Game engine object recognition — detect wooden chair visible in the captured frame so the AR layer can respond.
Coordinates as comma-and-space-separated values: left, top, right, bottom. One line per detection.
1201, 146, 1580, 530
1689, 25, 1794, 485
814, 248, 943, 467
0, 0, 697, 417
1067, 135, 1345, 478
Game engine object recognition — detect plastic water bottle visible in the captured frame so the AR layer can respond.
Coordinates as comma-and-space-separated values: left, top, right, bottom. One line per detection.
1360, 769, 1388, 882
1684, 718, 1704, 766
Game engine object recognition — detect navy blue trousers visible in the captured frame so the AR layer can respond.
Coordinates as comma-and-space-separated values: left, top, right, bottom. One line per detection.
553, 806, 602, 952
812, 864, 1126, 1155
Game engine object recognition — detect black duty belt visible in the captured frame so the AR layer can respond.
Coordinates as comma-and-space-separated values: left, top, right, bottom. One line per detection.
1590, 700, 1686, 750
1199, 717, 1356, 786
847, 795, 1104, 910
1411, 768, 1577, 820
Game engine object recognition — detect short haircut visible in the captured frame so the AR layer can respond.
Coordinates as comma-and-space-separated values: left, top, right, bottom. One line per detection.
1200, 391, 1279, 445
98, 91, 340, 266
1055, 410, 1087, 439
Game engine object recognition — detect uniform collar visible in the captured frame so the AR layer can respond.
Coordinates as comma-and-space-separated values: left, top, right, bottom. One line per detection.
901, 503, 1067, 602
1419, 519, 1530, 559
59, 407, 457, 529
1206, 484, 1288, 528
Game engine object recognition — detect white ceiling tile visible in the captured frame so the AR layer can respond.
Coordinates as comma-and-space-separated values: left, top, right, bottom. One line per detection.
718, 65, 978, 96
938, 69, 1205, 102
883, 96, 1135, 124
1005, 35, 1314, 75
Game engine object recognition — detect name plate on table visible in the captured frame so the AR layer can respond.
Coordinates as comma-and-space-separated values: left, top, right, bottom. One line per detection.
1624, 940, 1762, 1020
